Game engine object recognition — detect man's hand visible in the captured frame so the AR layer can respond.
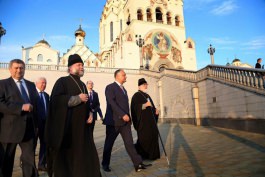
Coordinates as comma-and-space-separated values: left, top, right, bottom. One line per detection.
145, 101, 152, 107
122, 114, 130, 122
155, 108, 159, 115
86, 113, 93, 124
79, 93, 88, 103
22, 104, 33, 112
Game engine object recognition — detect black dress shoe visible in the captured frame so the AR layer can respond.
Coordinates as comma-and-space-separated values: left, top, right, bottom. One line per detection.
102, 166, 111, 172
135, 164, 146, 172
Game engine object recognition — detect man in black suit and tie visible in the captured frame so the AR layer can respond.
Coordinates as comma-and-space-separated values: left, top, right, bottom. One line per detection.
35, 77, 49, 171
86, 80, 103, 135
102, 69, 151, 172
0, 59, 38, 177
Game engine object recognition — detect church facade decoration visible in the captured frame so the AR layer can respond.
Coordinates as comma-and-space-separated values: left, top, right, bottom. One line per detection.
99, 0, 197, 71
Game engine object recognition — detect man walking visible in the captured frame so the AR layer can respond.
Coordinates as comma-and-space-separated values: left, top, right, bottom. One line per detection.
45, 54, 101, 177
102, 69, 151, 172
35, 77, 49, 171
86, 80, 103, 135
0, 59, 38, 177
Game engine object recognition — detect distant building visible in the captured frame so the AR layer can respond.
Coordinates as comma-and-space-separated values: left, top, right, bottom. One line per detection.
226, 58, 253, 68
22, 39, 59, 65
60, 25, 100, 67
98, 0, 197, 71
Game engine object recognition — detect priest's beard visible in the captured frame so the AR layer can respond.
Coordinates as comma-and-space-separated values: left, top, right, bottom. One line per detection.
72, 68, 84, 77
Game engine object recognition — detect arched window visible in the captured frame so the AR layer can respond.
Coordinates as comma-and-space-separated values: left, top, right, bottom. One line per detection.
166, 12, 171, 25
175, 16, 180, 26
188, 41, 193, 48
147, 8, 152, 22
156, 8, 163, 23
37, 54, 43, 62
110, 21, 113, 42
137, 9, 143, 20
47, 59, 52, 62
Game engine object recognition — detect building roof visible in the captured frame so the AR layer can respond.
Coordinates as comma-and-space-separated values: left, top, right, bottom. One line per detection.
35, 39, 50, 47
75, 25, 86, 37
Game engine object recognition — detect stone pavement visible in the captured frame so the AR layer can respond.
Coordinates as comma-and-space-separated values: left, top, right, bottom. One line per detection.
12, 122, 265, 177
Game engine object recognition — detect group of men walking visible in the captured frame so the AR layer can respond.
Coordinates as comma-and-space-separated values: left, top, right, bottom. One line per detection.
0, 54, 160, 177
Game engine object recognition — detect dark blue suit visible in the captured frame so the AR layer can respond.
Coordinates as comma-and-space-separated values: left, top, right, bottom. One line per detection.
0, 77, 38, 177
35, 91, 49, 168
89, 90, 103, 134
102, 82, 142, 168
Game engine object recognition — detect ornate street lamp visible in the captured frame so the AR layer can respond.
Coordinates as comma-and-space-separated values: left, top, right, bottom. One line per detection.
0, 22, 6, 45
135, 35, 145, 69
207, 44, 215, 64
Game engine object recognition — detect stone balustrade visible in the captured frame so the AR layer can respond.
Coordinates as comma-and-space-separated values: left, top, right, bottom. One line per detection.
1, 62, 264, 91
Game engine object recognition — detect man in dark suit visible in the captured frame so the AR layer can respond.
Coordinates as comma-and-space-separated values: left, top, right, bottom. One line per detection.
35, 77, 49, 171
102, 69, 151, 172
0, 59, 38, 177
86, 80, 103, 135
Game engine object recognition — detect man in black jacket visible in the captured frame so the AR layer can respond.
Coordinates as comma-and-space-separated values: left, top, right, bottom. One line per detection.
86, 80, 103, 135
0, 59, 38, 177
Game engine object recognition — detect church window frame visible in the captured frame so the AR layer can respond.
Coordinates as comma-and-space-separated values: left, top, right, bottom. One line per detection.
147, 8, 152, 22
155, 7, 163, 24
37, 54, 43, 62
175, 15, 180, 26
166, 12, 172, 25
137, 9, 143, 21
110, 21, 113, 42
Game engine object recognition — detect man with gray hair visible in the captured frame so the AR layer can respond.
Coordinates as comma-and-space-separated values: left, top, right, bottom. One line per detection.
34, 77, 49, 172
86, 80, 103, 135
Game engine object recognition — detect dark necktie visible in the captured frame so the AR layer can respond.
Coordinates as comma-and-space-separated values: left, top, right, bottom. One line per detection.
120, 85, 126, 95
39, 92, 46, 115
89, 92, 93, 105
18, 81, 30, 103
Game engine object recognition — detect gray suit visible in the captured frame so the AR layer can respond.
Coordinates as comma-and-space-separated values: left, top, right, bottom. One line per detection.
0, 77, 38, 177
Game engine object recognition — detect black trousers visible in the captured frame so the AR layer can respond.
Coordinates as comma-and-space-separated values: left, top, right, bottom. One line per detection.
0, 138, 38, 177
102, 124, 142, 168
35, 119, 46, 168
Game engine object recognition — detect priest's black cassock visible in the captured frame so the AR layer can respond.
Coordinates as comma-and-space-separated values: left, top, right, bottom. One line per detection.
131, 90, 160, 160
45, 74, 101, 177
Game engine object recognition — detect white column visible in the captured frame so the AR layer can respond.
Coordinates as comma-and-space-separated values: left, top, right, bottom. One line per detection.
158, 80, 164, 118
192, 86, 200, 126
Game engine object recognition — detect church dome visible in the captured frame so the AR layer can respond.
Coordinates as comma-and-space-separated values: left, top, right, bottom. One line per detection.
35, 39, 50, 47
232, 58, 240, 63
75, 25, 86, 37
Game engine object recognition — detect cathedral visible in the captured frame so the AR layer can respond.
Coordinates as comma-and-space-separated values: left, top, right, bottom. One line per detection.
98, 0, 197, 71
22, 0, 197, 71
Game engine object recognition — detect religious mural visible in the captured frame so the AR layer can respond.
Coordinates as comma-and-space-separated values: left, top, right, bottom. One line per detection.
141, 29, 184, 70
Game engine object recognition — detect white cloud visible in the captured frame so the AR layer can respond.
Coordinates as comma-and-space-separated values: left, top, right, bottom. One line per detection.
240, 36, 265, 50
211, 0, 238, 16
209, 37, 237, 45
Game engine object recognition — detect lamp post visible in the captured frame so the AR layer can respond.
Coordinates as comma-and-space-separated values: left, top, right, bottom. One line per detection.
207, 44, 215, 64
0, 22, 6, 45
135, 35, 145, 69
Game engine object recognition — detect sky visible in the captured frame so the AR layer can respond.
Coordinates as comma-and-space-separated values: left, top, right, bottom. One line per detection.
0, 0, 265, 70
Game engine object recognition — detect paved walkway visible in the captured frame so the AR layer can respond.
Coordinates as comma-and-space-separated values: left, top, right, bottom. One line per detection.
12, 122, 265, 177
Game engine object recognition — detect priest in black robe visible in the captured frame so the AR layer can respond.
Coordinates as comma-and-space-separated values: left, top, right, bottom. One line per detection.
131, 78, 160, 160
45, 54, 101, 177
